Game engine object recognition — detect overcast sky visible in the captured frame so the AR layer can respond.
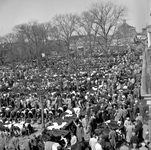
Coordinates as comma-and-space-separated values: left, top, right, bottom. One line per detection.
0, 0, 150, 36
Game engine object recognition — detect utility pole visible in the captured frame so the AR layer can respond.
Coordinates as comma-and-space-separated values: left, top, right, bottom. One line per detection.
38, 53, 46, 129
40, 91, 45, 129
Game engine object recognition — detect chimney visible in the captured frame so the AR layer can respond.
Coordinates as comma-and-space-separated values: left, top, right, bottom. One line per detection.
123, 19, 126, 23
147, 28, 151, 48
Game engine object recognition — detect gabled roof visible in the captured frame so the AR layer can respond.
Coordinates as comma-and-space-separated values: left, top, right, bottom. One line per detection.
114, 20, 137, 40
117, 23, 135, 32
117, 20, 135, 31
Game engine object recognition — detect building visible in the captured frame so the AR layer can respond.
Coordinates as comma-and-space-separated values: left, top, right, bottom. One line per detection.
69, 20, 137, 52
112, 20, 137, 46
69, 34, 97, 54
139, 25, 151, 40
69, 35, 86, 51
142, 25, 151, 35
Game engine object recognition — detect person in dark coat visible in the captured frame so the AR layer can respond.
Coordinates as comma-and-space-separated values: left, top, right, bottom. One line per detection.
109, 127, 117, 150
71, 141, 89, 150
135, 120, 143, 143
89, 115, 97, 137
127, 104, 134, 120
130, 132, 138, 148
122, 105, 128, 120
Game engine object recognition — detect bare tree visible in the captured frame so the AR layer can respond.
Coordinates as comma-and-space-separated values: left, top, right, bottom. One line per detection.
89, 1, 127, 53
47, 22, 67, 56
52, 13, 79, 75
1, 33, 16, 51
0, 33, 20, 63
14, 21, 50, 60
52, 13, 79, 51
77, 11, 99, 55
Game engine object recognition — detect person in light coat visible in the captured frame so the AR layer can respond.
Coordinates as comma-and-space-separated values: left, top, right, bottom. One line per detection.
70, 132, 77, 146
95, 137, 102, 150
126, 121, 135, 143
89, 134, 97, 150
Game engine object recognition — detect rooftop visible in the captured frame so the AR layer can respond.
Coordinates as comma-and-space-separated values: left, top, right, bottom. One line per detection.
118, 20, 135, 30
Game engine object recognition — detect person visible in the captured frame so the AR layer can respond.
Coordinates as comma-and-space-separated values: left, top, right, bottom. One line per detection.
82, 115, 90, 141
136, 113, 143, 124
89, 134, 97, 150
99, 134, 105, 150
82, 115, 88, 130
115, 105, 123, 121
70, 132, 77, 146
135, 120, 143, 143
109, 127, 117, 150
85, 124, 91, 141
139, 143, 148, 150
131, 143, 139, 150
142, 122, 149, 141
120, 141, 129, 150
122, 105, 128, 120
126, 121, 135, 144
10, 136, 20, 150
74, 121, 83, 142
130, 132, 138, 148
95, 137, 102, 150
127, 104, 134, 120
124, 117, 131, 128
52, 143, 61, 150
89, 114, 97, 137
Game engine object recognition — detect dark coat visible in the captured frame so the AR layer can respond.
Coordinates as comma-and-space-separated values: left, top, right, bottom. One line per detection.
71, 141, 90, 150
130, 135, 138, 145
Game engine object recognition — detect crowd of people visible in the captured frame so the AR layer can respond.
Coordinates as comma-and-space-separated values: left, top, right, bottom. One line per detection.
0, 45, 150, 150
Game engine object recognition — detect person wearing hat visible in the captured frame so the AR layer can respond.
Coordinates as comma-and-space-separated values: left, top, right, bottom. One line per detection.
122, 105, 128, 120
130, 132, 138, 149
127, 104, 134, 120
134, 120, 143, 142
120, 141, 129, 150
109, 127, 117, 150
115, 105, 123, 122
124, 117, 131, 129
126, 120, 135, 144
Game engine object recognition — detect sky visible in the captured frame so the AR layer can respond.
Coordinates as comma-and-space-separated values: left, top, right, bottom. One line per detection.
0, 0, 150, 36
